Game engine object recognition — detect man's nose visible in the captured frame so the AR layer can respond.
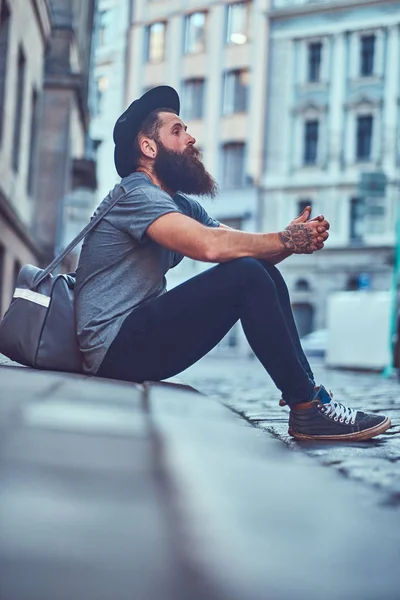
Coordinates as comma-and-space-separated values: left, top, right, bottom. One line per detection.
187, 133, 196, 145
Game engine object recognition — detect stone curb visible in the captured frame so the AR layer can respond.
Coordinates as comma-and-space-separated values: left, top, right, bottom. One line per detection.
1, 361, 400, 599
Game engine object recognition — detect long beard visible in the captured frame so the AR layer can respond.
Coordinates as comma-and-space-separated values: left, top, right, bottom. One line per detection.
153, 143, 218, 198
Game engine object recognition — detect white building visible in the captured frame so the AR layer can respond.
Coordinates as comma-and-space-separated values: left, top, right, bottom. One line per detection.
263, 0, 400, 336
126, 0, 270, 353
90, 0, 130, 203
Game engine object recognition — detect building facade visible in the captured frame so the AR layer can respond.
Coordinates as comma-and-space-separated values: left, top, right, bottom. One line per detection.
263, 0, 400, 336
90, 0, 131, 203
0, 0, 97, 319
0, 0, 51, 317
33, 0, 98, 263
126, 0, 269, 353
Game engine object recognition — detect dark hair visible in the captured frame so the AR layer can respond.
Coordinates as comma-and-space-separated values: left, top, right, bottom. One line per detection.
132, 107, 177, 170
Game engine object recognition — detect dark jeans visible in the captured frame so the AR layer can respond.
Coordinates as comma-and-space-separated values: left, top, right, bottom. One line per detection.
97, 258, 316, 407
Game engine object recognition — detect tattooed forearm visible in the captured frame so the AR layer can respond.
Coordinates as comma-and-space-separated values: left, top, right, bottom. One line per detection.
278, 224, 314, 254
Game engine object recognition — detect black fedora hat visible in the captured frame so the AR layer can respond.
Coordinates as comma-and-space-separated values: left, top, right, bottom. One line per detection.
113, 85, 180, 178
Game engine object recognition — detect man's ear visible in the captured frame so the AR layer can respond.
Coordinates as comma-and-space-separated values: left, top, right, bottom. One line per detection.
139, 136, 157, 159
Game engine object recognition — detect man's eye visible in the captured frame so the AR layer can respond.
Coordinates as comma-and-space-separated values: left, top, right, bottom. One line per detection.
173, 130, 179, 135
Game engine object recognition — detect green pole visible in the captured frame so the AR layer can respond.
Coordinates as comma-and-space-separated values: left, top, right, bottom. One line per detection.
382, 197, 400, 378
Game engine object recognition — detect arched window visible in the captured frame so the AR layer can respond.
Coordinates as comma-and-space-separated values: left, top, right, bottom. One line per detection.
295, 279, 310, 291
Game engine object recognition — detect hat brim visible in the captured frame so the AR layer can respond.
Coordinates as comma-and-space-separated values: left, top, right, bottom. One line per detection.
114, 86, 180, 178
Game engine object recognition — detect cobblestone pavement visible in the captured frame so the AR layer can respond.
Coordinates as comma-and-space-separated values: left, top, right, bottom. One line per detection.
181, 354, 400, 506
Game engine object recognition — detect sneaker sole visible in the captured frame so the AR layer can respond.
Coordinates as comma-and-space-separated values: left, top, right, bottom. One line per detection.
289, 416, 391, 442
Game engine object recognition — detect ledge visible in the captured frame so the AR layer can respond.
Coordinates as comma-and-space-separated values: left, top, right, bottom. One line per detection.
269, 0, 393, 20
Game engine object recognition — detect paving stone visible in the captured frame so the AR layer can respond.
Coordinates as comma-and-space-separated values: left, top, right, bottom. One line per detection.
181, 355, 400, 502
146, 382, 400, 600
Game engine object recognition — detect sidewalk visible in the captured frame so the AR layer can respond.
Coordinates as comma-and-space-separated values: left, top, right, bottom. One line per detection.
0, 357, 400, 600
180, 355, 400, 504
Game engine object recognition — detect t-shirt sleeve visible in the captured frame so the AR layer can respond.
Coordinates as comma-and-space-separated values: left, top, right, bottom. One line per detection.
175, 195, 220, 228
116, 186, 181, 243
193, 200, 220, 228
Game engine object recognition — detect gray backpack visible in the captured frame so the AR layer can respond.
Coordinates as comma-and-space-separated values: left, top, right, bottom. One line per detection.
0, 186, 125, 373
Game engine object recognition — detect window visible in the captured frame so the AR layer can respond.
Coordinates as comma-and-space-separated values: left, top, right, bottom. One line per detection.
0, 244, 4, 316
13, 259, 21, 288
12, 47, 26, 173
98, 10, 112, 47
185, 12, 206, 54
360, 35, 375, 77
222, 142, 246, 188
295, 279, 310, 291
297, 199, 312, 216
226, 2, 250, 45
303, 120, 319, 165
349, 197, 366, 243
147, 22, 166, 63
222, 69, 249, 115
183, 79, 205, 120
0, 0, 10, 144
95, 75, 108, 113
356, 115, 373, 160
27, 88, 38, 195
308, 42, 322, 82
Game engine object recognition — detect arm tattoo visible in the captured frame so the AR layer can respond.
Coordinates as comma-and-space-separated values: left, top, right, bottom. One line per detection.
278, 224, 314, 254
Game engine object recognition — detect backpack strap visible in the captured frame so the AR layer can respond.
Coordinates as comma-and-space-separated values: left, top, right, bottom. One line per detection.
36, 184, 126, 285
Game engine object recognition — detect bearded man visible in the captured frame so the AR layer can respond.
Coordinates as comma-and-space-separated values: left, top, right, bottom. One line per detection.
75, 86, 390, 442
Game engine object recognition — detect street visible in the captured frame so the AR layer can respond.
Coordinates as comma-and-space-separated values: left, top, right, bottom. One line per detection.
181, 354, 400, 506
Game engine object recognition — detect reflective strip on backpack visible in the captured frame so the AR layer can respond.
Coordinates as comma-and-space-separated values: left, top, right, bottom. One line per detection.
13, 288, 50, 308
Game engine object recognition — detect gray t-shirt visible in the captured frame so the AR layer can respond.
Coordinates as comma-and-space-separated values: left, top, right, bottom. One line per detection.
74, 172, 219, 374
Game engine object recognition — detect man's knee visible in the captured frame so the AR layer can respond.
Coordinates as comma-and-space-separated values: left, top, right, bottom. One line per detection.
227, 257, 266, 276
258, 260, 289, 296
224, 257, 277, 291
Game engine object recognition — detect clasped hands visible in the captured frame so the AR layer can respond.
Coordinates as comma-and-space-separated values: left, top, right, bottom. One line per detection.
279, 205, 330, 255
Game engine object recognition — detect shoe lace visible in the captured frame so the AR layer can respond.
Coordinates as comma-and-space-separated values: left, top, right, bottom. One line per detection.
322, 397, 357, 425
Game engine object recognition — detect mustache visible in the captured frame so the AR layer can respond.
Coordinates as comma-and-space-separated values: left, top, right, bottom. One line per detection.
184, 145, 202, 160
